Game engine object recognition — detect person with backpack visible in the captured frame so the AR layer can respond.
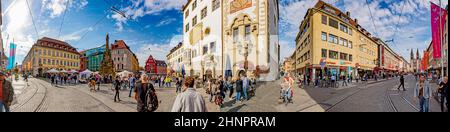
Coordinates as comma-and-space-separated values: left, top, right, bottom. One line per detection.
135, 74, 158, 112
114, 76, 121, 102
171, 76, 207, 112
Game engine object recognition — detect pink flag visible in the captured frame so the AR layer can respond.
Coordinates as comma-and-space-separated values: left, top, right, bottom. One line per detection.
430, 2, 447, 58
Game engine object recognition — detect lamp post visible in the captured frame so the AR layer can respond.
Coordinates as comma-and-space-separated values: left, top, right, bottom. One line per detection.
237, 41, 253, 72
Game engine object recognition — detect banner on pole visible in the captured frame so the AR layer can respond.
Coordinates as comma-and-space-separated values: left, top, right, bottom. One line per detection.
430, 2, 447, 58
7, 43, 16, 70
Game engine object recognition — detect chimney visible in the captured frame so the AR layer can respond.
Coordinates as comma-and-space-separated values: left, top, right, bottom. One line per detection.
355, 19, 358, 24
346, 11, 350, 17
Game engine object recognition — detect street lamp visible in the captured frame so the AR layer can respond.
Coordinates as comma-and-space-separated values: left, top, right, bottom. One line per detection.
237, 41, 253, 72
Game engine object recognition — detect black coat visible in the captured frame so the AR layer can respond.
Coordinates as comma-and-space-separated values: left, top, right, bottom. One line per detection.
235, 79, 243, 92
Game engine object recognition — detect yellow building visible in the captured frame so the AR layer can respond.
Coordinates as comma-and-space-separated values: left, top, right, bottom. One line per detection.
293, 1, 379, 80
22, 37, 80, 76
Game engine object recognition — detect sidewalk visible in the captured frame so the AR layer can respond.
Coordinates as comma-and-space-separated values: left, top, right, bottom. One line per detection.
277, 77, 392, 112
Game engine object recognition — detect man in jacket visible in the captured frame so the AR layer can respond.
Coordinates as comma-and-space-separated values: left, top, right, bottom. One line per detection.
414, 75, 433, 112
171, 76, 207, 112
1, 71, 14, 112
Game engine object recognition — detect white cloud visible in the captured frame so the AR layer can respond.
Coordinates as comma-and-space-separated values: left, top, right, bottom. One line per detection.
110, 0, 185, 31
134, 35, 182, 67
42, 0, 89, 18
156, 18, 176, 27
60, 27, 93, 41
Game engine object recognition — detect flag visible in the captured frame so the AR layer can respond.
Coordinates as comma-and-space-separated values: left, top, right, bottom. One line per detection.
422, 51, 429, 71
6, 43, 16, 70
430, 2, 447, 58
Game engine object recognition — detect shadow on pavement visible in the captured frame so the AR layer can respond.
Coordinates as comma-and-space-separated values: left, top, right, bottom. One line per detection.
226, 104, 247, 112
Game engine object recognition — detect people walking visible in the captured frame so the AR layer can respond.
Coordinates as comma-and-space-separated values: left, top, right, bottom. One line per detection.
242, 74, 250, 101
414, 75, 432, 112
438, 76, 448, 112
129, 74, 136, 97
114, 76, 122, 102
235, 75, 243, 103
280, 73, 294, 105
227, 76, 234, 101
207, 78, 214, 103
171, 76, 207, 112
175, 78, 182, 93
0, 71, 14, 112
96, 75, 101, 91
342, 75, 348, 87
398, 75, 406, 91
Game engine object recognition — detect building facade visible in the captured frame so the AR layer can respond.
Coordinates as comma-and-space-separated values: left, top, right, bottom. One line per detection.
376, 38, 402, 75
180, 0, 280, 81
83, 45, 106, 72
79, 50, 87, 71
111, 40, 139, 73
166, 42, 184, 74
22, 37, 80, 76
145, 55, 167, 75
292, 1, 379, 80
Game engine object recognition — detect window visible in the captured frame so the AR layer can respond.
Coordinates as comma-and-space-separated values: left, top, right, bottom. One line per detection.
339, 38, 344, 45
340, 23, 348, 33
43, 59, 46, 64
48, 59, 51, 64
185, 10, 189, 18
321, 32, 327, 41
329, 18, 338, 29
329, 34, 338, 44
321, 15, 328, 25
349, 41, 353, 49
203, 46, 208, 55
329, 50, 338, 59
52, 60, 55, 65
349, 55, 353, 61
233, 28, 239, 43
322, 49, 327, 58
201, 7, 207, 19
343, 39, 348, 47
245, 25, 251, 41
192, 0, 197, 10
340, 53, 348, 60
185, 23, 190, 32
212, 0, 220, 11
349, 28, 353, 35
192, 16, 197, 26
39, 59, 42, 64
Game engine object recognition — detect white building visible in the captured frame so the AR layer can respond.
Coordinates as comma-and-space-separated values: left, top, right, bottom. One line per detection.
181, 0, 280, 81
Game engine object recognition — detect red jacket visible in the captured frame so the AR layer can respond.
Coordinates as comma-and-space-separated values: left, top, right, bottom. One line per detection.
0, 80, 14, 104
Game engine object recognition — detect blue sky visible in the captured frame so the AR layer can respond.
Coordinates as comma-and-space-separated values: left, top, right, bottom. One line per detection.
1, 0, 448, 67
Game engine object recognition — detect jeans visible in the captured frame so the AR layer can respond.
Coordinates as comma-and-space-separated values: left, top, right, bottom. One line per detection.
243, 86, 248, 100
209, 91, 214, 102
419, 97, 429, 112
129, 85, 135, 97
114, 89, 120, 101
236, 91, 241, 102
342, 80, 348, 86
0, 102, 7, 112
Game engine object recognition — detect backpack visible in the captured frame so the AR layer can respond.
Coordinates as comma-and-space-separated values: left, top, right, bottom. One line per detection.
145, 86, 159, 112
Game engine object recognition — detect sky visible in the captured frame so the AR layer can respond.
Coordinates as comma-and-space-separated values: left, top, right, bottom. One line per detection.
1, 0, 448, 67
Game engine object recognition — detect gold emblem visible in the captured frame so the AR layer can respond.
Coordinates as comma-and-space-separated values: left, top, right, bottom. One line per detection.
230, 0, 252, 13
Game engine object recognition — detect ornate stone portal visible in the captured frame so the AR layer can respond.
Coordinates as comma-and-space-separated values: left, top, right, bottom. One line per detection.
100, 33, 115, 76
